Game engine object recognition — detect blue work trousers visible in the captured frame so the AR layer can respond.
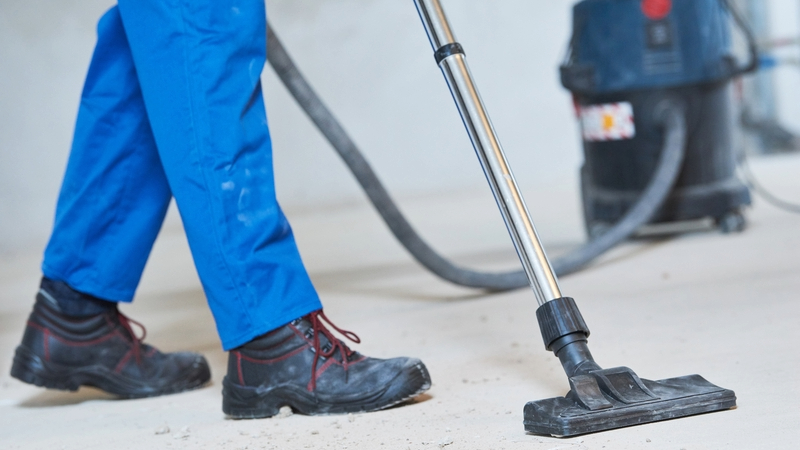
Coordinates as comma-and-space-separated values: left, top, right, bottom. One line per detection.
42, 1, 322, 350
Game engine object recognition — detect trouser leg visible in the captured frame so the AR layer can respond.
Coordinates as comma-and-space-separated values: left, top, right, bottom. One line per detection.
116, 0, 321, 350
42, 7, 172, 303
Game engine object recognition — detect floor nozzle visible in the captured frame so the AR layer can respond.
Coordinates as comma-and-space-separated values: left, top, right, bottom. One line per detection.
525, 298, 737, 437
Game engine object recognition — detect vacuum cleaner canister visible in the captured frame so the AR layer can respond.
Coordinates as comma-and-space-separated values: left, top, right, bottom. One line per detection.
562, 0, 755, 236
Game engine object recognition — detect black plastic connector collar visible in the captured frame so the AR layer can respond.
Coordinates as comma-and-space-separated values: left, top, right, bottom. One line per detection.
536, 297, 590, 351
434, 43, 465, 64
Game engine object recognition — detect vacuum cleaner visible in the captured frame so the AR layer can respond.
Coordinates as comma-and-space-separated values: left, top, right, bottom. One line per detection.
265, 0, 754, 437
411, 0, 738, 436
563, 0, 757, 237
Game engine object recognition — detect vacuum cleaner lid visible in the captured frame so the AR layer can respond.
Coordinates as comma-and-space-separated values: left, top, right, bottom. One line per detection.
562, 0, 735, 94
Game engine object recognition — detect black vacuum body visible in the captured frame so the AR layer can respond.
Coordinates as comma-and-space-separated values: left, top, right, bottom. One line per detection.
561, 0, 752, 235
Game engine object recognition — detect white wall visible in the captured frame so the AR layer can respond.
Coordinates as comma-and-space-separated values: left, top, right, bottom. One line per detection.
0, 0, 585, 255
765, 0, 800, 134
0, 0, 115, 254
263, 0, 580, 209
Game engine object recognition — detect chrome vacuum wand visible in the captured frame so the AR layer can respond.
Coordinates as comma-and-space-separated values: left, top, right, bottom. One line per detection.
414, 0, 736, 437
414, 0, 561, 306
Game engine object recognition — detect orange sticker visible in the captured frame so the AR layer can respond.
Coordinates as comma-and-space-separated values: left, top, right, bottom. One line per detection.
579, 102, 635, 142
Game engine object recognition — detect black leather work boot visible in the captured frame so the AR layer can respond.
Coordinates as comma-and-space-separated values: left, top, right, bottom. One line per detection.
222, 310, 431, 418
10, 286, 211, 398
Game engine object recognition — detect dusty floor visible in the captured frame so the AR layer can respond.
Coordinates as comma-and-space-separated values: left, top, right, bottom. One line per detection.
1, 154, 799, 450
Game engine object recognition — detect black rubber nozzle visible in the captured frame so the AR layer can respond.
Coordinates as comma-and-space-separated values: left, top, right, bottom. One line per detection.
527, 297, 736, 437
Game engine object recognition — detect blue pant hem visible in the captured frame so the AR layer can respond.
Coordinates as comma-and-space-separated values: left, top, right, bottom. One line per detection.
220, 301, 323, 351
41, 265, 135, 303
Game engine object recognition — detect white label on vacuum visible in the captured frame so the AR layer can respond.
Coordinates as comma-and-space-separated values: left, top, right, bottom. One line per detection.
579, 102, 636, 142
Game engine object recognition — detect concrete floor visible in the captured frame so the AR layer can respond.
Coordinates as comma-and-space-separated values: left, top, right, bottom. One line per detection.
1, 153, 799, 449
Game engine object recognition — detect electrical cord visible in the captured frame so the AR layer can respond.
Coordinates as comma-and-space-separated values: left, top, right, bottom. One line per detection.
266, 24, 687, 290
737, 150, 800, 214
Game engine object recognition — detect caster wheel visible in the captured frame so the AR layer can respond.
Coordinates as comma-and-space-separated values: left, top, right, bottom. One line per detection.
718, 211, 746, 233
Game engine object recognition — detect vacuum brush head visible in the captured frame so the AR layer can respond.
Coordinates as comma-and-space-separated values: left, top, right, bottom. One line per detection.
523, 367, 736, 437
529, 298, 736, 437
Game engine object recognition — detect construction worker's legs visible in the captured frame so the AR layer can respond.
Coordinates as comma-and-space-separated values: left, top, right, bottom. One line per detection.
43, 2, 321, 350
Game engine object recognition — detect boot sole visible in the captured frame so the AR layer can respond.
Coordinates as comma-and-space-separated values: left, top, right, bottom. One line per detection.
10, 345, 211, 399
222, 360, 432, 419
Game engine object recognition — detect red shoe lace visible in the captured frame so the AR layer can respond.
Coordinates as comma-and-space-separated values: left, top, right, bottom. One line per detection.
117, 312, 147, 365
308, 310, 361, 392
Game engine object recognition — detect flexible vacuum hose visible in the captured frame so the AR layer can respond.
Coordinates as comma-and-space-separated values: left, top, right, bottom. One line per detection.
266, 24, 687, 290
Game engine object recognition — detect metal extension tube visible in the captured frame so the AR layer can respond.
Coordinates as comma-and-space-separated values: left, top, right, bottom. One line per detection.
414, 0, 561, 306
